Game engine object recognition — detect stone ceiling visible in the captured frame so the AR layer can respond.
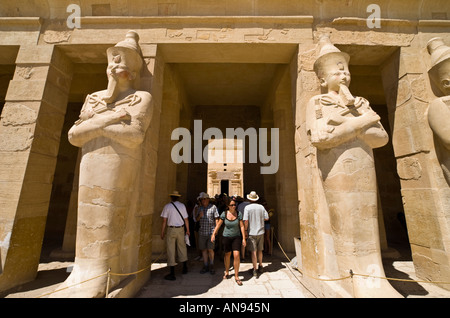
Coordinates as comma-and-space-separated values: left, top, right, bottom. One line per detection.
173, 62, 280, 106
63, 42, 395, 105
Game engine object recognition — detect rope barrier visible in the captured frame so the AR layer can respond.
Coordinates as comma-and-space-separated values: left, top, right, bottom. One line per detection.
273, 231, 450, 286
36, 271, 109, 298
37, 231, 450, 298
273, 231, 352, 282
35, 249, 165, 298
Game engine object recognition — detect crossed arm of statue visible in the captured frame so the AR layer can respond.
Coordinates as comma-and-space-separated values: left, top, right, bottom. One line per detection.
306, 97, 388, 150
68, 92, 152, 149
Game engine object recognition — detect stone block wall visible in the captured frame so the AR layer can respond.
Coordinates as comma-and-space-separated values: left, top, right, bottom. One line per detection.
0, 45, 73, 290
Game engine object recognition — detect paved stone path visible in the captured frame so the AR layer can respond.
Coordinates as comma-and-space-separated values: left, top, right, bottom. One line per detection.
3, 245, 450, 299
135, 247, 314, 298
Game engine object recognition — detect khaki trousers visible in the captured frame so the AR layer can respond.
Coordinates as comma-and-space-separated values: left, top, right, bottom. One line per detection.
166, 226, 188, 267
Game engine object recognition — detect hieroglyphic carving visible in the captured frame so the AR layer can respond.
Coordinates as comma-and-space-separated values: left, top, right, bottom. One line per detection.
16, 66, 34, 80
43, 30, 72, 44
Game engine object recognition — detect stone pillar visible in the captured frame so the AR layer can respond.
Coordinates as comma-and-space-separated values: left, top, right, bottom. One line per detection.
152, 64, 184, 255
129, 44, 164, 294
382, 45, 450, 291
0, 44, 73, 292
270, 64, 298, 253
260, 111, 277, 236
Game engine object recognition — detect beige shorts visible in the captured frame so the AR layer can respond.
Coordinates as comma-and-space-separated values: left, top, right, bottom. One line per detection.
247, 234, 264, 252
166, 226, 188, 266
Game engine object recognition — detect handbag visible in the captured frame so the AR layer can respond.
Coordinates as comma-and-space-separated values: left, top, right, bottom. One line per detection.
171, 202, 190, 246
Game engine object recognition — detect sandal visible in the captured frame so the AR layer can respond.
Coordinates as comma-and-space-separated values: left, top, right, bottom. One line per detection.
235, 278, 243, 286
223, 272, 230, 279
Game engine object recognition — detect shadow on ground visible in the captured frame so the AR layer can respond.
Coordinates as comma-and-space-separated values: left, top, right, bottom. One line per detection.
1, 266, 71, 298
135, 246, 287, 298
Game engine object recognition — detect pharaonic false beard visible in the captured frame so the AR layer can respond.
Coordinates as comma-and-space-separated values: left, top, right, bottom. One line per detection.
339, 83, 355, 106
102, 74, 120, 104
102, 67, 134, 104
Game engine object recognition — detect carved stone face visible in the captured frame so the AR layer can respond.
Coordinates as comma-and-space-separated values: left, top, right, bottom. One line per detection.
321, 61, 351, 93
103, 49, 138, 103
106, 50, 135, 83
436, 59, 450, 95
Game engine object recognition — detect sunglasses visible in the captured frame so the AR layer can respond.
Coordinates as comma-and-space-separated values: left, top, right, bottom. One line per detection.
229, 204, 236, 206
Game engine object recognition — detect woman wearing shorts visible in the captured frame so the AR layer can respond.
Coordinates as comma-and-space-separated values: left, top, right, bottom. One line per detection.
211, 199, 246, 285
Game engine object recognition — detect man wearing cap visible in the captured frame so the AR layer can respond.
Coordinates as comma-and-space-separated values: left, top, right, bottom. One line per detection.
195, 192, 219, 274
305, 35, 402, 297
160, 191, 190, 280
243, 191, 269, 277
427, 37, 450, 186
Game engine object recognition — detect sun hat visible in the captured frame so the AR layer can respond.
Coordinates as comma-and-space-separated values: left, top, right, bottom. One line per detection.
247, 191, 259, 201
169, 190, 181, 197
197, 192, 210, 200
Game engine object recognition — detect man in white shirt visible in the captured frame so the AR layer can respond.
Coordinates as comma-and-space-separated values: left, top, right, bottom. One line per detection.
161, 190, 190, 280
243, 191, 269, 277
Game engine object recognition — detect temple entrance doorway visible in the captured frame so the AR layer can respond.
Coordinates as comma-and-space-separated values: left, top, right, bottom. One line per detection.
206, 138, 244, 198
185, 105, 266, 213
153, 43, 300, 253
220, 180, 229, 196
35, 42, 300, 259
